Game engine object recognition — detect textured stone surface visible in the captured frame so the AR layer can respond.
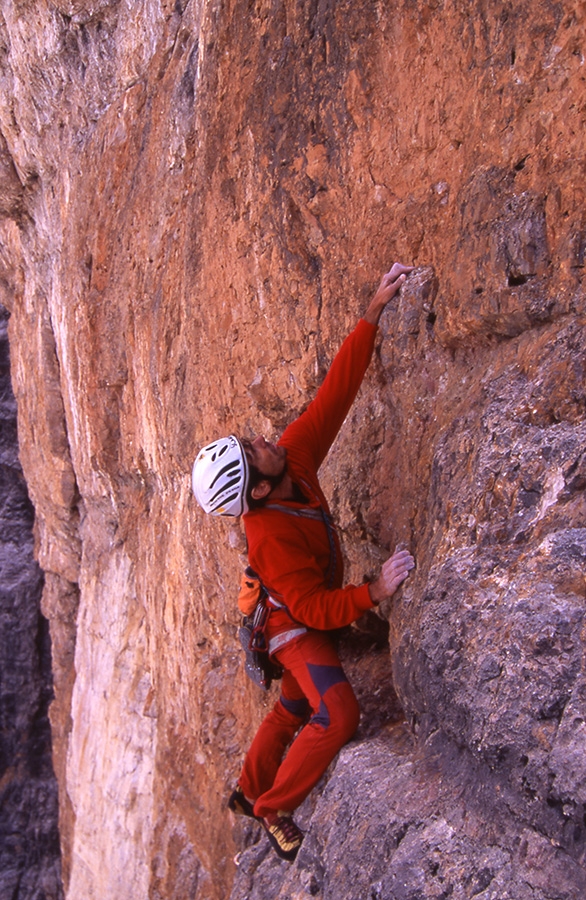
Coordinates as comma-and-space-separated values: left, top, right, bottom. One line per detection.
231, 725, 586, 900
378, 270, 586, 847
0, 306, 62, 900
0, 1, 585, 899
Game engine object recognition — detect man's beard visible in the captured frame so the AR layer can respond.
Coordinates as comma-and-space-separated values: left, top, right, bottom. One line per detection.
265, 467, 287, 493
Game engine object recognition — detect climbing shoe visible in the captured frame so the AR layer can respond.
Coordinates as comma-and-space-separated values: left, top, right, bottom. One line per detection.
228, 785, 258, 820
262, 811, 303, 862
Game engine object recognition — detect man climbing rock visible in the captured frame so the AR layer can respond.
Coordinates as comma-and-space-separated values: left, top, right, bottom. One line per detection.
192, 263, 415, 862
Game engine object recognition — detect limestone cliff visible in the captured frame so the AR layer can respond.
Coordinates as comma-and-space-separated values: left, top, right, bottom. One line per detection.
0, 1, 585, 898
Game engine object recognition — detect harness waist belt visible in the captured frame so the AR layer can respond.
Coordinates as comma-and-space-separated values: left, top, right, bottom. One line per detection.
268, 628, 307, 655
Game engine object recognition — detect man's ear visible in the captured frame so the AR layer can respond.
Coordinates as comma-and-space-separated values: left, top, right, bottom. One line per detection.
251, 480, 272, 501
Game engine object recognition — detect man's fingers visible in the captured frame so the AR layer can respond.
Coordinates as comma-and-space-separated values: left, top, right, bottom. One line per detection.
379, 264, 414, 299
380, 275, 405, 301
371, 548, 415, 603
381, 549, 415, 592
386, 263, 415, 283
385, 559, 411, 576
386, 549, 415, 568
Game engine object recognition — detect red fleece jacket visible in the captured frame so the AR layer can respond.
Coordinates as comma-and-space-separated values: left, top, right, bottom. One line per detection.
243, 318, 377, 631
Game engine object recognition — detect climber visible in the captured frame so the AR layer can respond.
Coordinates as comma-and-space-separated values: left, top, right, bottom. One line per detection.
192, 263, 415, 862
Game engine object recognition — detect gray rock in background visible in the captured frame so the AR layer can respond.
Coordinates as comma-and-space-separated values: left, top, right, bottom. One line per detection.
0, 305, 63, 900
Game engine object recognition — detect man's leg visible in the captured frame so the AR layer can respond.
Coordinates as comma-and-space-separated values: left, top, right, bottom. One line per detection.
238, 668, 310, 804
253, 630, 359, 819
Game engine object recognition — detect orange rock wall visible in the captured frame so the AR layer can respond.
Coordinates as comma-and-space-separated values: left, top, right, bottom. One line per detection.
0, 1, 585, 898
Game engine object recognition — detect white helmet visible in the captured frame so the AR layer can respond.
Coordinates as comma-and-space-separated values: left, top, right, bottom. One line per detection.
192, 435, 250, 517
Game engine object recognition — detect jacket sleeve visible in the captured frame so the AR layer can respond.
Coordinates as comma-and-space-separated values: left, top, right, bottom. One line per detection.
251, 529, 374, 630
280, 318, 377, 471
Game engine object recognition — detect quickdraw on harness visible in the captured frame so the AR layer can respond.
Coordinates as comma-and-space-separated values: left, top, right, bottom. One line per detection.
238, 567, 283, 690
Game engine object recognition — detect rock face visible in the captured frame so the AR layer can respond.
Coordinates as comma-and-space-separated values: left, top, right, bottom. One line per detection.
0, 306, 62, 900
0, 1, 585, 899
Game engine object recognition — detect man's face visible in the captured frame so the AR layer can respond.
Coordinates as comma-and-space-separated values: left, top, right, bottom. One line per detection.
240, 436, 287, 478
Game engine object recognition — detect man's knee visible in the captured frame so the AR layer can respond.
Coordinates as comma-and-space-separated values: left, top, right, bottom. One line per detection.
279, 694, 310, 720
311, 682, 360, 741
335, 684, 360, 740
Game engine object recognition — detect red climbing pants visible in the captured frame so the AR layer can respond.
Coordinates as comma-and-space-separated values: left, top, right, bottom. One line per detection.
238, 630, 360, 818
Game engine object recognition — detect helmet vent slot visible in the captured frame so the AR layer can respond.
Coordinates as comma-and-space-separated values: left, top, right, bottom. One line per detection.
214, 492, 239, 514
209, 458, 240, 490
209, 476, 241, 506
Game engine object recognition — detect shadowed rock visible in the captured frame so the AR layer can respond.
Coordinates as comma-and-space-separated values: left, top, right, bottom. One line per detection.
0, 307, 63, 900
